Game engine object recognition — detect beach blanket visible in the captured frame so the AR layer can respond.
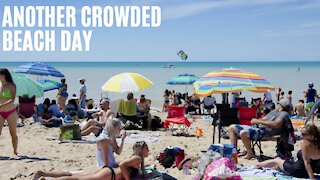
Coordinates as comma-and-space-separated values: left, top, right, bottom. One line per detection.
237, 166, 281, 177
47, 132, 159, 144
121, 132, 160, 143
118, 99, 137, 116
131, 166, 177, 180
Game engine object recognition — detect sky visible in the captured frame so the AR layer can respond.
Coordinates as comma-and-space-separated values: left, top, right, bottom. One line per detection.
0, 0, 319, 62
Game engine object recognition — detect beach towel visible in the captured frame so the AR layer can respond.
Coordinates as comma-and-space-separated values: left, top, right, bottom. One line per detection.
118, 99, 137, 116
204, 158, 241, 180
121, 132, 160, 143
276, 174, 309, 180
131, 166, 177, 180
237, 166, 281, 177
47, 132, 159, 144
110, 99, 120, 115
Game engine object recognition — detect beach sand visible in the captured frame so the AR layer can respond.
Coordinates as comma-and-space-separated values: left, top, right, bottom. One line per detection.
0, 110, 302, 180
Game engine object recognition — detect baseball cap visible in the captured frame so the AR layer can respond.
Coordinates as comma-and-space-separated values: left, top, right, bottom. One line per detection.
308, 82, 314, 88
278, 99, 290, 109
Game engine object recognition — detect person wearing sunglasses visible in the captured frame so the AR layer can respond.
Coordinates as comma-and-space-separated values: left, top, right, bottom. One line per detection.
255, 123, 320, 179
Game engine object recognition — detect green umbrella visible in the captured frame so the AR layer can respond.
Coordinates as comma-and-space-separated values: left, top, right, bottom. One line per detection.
12, 73, 44, 98
37, 79, 63, 92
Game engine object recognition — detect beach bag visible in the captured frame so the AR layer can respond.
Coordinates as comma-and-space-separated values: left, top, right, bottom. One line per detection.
59, 124, 81, 140
159, 147, 185, 168
204, 158, 241, 180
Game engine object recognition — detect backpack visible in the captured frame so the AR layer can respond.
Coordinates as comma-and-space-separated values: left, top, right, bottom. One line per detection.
159, 147, 185, 168
151, 116, 163, 131
159, 148, 176, 168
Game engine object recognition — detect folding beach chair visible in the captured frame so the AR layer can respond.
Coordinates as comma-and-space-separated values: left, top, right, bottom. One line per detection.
216, 107, 239, 143
17, 95, 37, 123
252, 117, 295, 157
17, 96, 37, 119
238, 106, 258, 126
164, 105, 191, 135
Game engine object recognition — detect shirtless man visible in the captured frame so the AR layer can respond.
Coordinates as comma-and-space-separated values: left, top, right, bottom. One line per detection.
81, 99, 114, 136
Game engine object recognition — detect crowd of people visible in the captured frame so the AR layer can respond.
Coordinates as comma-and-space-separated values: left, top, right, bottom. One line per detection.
2, 66, 320, 179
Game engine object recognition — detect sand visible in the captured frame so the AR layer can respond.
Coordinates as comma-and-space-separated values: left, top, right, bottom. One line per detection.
0, 110, 302, 180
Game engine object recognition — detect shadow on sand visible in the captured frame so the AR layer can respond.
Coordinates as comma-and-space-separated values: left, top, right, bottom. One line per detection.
0, 155, 51, 162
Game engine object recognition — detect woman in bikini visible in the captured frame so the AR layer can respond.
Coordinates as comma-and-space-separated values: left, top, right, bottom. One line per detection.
255, 123, 320, 179
0, 68, 19, 156
34, 141, 151, 180
57, 78, 68, 113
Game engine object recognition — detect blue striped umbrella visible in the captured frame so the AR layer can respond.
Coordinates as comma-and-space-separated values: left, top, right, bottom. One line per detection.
37, 79, 63, 92
13, 62, 64, 77
167, 74, 199, 85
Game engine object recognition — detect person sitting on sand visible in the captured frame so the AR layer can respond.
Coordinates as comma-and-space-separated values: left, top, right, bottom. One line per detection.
162, 89, 170, 112
136, 95, 152, 129
65, 94, 79, 115
48, 100, 63, 118
34, 141, 152, 180
254, 123, 320, 179
95, 117, 126, 168
81, 99, 114, 136
38, 98, 53, 121
294, 100, 306, 118
228, 99, 292, 160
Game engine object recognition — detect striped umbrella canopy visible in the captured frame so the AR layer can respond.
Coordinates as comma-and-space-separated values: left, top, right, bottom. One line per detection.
13, 62, 64, 77
37, 79, 63, 92
11, 73, 44, 98
166, 74, 199, 85
101, 72, 153, 93
193, 67, 276, 96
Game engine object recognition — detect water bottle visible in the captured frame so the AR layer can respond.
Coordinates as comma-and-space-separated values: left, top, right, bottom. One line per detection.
232, 148, 238, 166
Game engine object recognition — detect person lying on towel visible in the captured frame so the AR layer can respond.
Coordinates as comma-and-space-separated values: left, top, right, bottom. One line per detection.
34, 141, 156, 180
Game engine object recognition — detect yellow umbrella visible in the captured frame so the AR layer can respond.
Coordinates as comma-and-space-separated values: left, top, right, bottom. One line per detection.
101, 73, 153, 93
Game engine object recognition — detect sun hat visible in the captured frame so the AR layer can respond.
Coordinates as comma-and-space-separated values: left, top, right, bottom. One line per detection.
78, 77, 86, 82
278, 99, 291, 109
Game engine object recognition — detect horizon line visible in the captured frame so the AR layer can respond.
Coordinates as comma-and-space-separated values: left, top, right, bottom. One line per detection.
1, 60, 320, 63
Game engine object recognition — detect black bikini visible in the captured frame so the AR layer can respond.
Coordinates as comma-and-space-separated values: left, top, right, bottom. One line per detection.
103, 166, 115, 180
283, 150, 320, 178
103, 166, 139, 179
127, 166, 139, 177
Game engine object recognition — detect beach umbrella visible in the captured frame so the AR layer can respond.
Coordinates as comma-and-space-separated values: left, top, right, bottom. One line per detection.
167, 74, 199, 93
193, 67, 276, 96
37, 79, 63, 92
101, 72, 153, 93
13, 62, 64, 78
12, 73, 44, 98
167, 74, 199, 85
